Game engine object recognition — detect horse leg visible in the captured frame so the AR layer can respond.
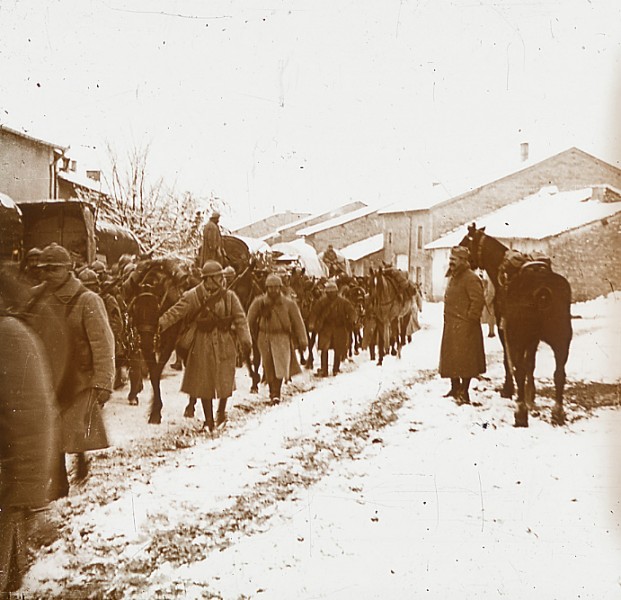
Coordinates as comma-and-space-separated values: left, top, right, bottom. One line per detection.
498, 328, 515, 398
512, 345, 529, 428
127, 351, 143, 405
377, 323, 384, 366
551, 342, 570, 426
524, 343, 538, 410
306, 331, 317, 370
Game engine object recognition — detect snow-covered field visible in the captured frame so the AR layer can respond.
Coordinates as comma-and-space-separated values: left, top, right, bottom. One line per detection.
22, 295, 621, 599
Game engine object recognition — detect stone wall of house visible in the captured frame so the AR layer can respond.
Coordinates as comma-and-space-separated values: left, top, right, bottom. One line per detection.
547, 212, 621, 302
0, 129, 54, 202
383, 210, 434, 291
304, 213, 382, 253
432, 149, 621, 240
350, 250, 385, 276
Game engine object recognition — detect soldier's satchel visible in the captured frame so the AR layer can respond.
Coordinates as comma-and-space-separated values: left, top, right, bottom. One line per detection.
176, 286, 208, 359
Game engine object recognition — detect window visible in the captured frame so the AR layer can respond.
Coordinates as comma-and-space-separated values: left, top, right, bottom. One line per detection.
417, 226, 423, 250
396, 254, 409, 271
388, 231, 393, 244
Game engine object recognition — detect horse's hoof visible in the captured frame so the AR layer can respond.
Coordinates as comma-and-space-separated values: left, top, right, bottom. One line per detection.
551, 407, 566, 426
148, 414, 162, 425
499, 388, 514, 399
183, 407, 195, 418
128, 397, 139, 406
513, 408, 529, 428
170, 362, 182, 371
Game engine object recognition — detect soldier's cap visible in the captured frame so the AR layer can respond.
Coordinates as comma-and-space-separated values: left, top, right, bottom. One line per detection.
210, 211, 221, 219
201, 260, 224, 278
265, 274, 283, 288
78, 268, 99, 287
325, 281, 338, 292
90, 260, 107, 273
38, 243, 72, 267
450, 246, 470, 260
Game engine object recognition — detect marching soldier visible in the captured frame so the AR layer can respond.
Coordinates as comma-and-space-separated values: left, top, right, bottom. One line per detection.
247, 274, 308, 403
312, 280, 355, 377
158, 260, 251, 432
27, 243, 114, 496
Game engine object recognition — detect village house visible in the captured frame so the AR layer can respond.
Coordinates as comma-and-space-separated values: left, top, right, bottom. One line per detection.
262, 200, 367, 244
296, 204, 382, 256
426, 184, 621, 302
381, 146, 621, 299
233, 211, 311, 239
340, 233, 385, 276
0, 123, 68, 202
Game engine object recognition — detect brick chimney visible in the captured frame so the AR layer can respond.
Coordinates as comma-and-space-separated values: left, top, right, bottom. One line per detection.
520, 142, 529, 162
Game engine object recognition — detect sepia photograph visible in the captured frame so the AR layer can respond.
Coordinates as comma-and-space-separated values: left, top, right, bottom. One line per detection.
0, 0, 620, 597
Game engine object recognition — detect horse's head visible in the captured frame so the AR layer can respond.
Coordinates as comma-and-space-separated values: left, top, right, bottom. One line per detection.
459, 223, 486, 270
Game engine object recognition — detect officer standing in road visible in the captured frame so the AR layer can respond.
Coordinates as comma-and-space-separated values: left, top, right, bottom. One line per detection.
439, 246, 486, 404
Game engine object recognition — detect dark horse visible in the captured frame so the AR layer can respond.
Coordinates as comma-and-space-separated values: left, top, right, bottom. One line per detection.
366, 267, 409, 365
123, 258, 194, 424
460, 224, 572, 426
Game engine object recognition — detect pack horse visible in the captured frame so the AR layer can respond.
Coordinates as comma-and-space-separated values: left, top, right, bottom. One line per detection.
460, 224, 572, 427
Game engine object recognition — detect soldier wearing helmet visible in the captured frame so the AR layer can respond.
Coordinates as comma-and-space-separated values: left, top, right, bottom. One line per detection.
247, 273, 308, 403
199, 211, 225, 267
159, 260, 251, 432
27, 243, 114, 496
310, 279, 355, 377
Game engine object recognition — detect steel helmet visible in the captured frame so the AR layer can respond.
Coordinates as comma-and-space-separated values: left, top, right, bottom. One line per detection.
201, 260, 224, 278
325, 281, 338, 292
26, 247, 42, 259
90, 260, 106, 273
78, 268, 99, 288
38, 243, 72, 267
265, 274, 283, 288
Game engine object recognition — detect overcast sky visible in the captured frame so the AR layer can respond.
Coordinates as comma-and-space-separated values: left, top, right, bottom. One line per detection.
1, 0, 620, 228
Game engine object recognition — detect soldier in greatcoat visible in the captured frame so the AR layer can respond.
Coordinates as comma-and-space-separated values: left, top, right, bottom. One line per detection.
27, 243, 115, 497
0, 272, 61, 593
312, 280, 355, 377
159, 260, 251, 432
247, 274, 308, 403
439, 246, 486, 404
199, 211, 224, 266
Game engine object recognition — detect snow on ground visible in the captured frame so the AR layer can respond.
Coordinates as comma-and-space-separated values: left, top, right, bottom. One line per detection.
22, 295, 621, 599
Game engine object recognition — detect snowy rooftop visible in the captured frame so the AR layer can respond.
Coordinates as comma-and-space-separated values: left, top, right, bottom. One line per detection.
297, 204, 379, 237
340, 233, 384, 261
0, 121, 69, 151
378, 185, 453, 214
58, 170, 111, 196
426, 185, 621, 249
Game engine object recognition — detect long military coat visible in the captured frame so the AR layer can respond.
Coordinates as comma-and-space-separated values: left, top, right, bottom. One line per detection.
159, 284, 251, 400
312, 294, 355, 356
0, 316, 60, 509
199, 220, 224, 266
247, 293, 308, 382
28, 275, 114, 453
439, 267, 486, 378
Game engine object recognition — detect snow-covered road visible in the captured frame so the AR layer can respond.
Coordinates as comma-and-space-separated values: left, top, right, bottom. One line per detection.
22, 297, 621, 599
